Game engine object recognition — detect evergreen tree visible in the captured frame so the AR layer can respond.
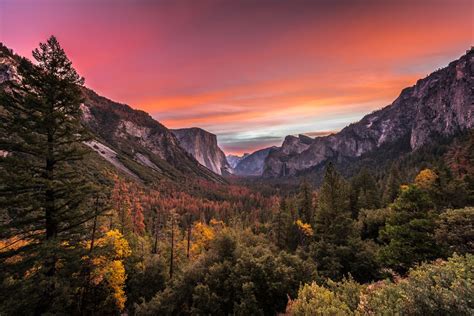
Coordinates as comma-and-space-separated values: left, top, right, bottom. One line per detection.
349, 168, 380, 218
272, 197, 287, 248
435, 207, 474, 256
0, 36, 96, 314
298, 180, 314, 224
310, 163, 379, 282
379, 185, 440, 273
382, 164, 402, 205
311, 163, 355, 280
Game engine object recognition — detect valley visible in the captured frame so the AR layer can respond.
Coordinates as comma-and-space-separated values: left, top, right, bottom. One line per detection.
0, 16, 473, 316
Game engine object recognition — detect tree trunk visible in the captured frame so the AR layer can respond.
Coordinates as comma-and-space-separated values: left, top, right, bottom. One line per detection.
89, 196, 99, 253
187, 224, 191, 259
169, 215, 174, 279
153, 212, 159, 254
45, 132, 57, 240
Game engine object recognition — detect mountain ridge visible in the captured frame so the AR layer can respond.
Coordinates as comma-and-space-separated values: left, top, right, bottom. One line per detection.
263, 48, 473, 177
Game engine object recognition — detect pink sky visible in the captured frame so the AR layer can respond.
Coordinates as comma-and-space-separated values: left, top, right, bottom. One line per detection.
1, 0, 472, 154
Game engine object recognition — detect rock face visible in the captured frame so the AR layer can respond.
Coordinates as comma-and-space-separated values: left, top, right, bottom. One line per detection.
81, 89, 223, 182
226, 154, 249, 169
0, 45, 20, 84
171, 128, 231, 175
234, 147, 277, 176
264, 48, 474, 177
0, 44, 223, 183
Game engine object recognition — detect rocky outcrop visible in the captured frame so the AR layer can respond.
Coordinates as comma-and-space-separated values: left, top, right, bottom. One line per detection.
0, 45, 20, 84
264, 48, 474, 177
171, 128, 231, 175
226, 153, 249, 169
234, 147, 276, 176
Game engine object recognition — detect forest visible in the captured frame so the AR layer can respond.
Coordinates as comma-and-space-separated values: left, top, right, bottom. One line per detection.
0, 37, 473, 316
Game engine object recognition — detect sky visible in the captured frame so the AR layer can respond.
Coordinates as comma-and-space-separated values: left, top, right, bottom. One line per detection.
0, 0, 472, 155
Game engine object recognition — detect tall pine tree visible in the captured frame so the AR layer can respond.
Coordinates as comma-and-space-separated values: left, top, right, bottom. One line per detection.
379, 184, 440, 273
0, 36, 96, 314
349, 168, 380, 218
382, 164, 402, 205
310, 163, 375, 281
298, 180, 314, 225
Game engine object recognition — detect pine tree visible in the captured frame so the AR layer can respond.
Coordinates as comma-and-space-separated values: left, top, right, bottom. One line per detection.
298, 180, 314, 225
379, 185, 440, 273
271, 197, 292, 249
382, 164, 402, 205
314, 163, 351, 245
349, 168, 380, 218
311, 163, 362, 280
0, 36, 96, 314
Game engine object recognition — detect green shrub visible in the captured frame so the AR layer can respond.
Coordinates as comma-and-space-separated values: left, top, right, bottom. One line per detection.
288, 282, 352, 316
435, 207, 474, 255
361, 254, 474, 315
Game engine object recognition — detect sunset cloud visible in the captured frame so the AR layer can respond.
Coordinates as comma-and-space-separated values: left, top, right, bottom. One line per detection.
1, 0, 472, 154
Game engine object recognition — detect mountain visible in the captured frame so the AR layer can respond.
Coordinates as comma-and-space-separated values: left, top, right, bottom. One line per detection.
171, 127, 231, 175
226, 153, 249, 169
234, 147, 277, 176
81, 90, 224, 182
0, 44, 224, 184
263, 48, 474, 177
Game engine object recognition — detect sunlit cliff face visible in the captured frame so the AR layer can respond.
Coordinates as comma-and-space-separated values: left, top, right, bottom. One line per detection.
1, 0, 472, 154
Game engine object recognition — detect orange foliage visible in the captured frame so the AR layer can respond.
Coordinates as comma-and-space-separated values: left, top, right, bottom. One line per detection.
415, 169, 438, 189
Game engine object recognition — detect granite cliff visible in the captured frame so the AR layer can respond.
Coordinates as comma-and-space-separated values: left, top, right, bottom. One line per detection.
171, 127, 231, 175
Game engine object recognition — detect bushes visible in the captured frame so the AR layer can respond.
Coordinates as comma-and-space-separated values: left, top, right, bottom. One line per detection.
362, 254, 474, 315
435, 207, 474, 255
288, 282, 352, 316
288, 254, 474, 316
287, 277, 364, 315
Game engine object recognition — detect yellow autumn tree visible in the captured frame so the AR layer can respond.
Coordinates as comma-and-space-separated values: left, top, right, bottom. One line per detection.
415, 169, 438, 189
189, 221, 216, 257
295, 219, 314, 237
90, 230, 131, 311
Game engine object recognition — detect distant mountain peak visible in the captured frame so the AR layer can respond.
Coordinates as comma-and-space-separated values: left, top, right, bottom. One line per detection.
226, 153, 250, 168
233, 146, 277, 176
